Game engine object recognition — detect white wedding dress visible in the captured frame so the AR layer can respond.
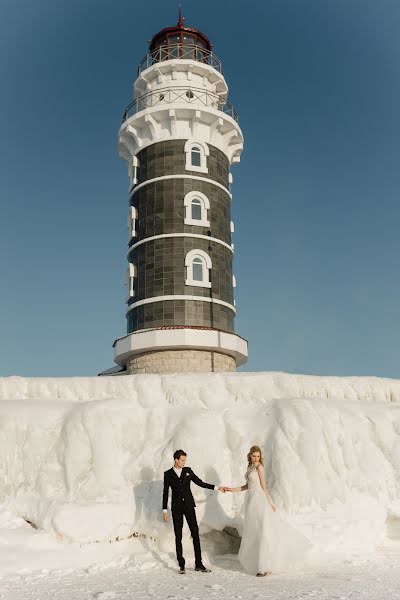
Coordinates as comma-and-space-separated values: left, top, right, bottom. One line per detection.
238, 466, 312, 574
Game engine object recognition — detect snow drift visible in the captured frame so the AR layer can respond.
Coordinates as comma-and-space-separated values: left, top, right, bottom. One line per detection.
0, 371, 399, 567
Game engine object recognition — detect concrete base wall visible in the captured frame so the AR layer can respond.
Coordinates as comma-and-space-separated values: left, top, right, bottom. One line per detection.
127, 350, 236, 374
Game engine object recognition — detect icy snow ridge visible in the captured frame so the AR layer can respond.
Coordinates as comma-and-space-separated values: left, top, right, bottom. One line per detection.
0, 371, 399, 564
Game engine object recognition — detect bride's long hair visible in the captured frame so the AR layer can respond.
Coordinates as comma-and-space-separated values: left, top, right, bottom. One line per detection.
247, 445, 264, 466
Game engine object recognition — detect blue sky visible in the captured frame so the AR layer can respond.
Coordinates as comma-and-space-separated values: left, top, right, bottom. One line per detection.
1, 0, 400, 377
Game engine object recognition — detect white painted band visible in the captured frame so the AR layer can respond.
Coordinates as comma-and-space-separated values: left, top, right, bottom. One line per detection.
113, 327, 248, 367
128, 233, 233, 254
129, 174, 231, 198
126, 294, 236, 314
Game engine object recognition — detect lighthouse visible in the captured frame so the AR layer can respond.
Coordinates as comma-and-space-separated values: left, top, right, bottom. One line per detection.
113, 10, 248, 374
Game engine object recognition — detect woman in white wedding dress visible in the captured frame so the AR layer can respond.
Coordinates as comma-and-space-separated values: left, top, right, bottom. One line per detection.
226, 446, 312, 576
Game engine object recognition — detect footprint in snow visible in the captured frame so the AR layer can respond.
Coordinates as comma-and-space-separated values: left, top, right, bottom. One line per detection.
93, 592, 118, 599
205, 584, 223, 590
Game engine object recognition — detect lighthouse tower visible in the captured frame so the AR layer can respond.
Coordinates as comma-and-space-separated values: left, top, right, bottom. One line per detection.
113, 10, 248, 374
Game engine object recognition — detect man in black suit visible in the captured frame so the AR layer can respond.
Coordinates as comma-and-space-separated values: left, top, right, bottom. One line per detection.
162, 449, 226, 574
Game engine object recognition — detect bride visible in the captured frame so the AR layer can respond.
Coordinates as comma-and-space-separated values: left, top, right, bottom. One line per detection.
226, 445, 312, 576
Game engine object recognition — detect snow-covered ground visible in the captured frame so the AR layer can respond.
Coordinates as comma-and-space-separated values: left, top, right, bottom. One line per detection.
0, 372, 399, 598
1, 549, 400, 600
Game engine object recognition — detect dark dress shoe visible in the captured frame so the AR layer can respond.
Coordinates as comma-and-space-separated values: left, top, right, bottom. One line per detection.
179, 567, 186, 574
195, 565, 211, 572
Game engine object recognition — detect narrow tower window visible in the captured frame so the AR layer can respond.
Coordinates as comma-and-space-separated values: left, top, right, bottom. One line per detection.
184, 140, 209, 173
191, 198, 202, 220
125, 263, 136, 301
192, 257, 204, 281
191, 146, 201, 166
128, 206, 138, 239
185, 249, 212, 288
183, 191, 210, 227
129, 156, 139, 189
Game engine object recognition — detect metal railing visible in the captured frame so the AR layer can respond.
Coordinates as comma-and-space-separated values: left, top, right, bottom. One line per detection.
137, 44, 223, 76
122, 86, 238, 123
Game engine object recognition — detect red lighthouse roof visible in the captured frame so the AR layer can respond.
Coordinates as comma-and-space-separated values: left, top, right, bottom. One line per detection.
149, 7, 212, 52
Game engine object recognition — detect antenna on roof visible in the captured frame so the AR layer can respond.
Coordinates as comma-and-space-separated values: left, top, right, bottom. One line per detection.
177, 4, 185, 27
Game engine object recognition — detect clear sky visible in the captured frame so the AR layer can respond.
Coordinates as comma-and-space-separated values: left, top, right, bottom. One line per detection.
1, 0, 400, 378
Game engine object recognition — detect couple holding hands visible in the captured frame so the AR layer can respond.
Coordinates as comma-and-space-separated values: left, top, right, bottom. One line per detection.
162, 446, 308, 577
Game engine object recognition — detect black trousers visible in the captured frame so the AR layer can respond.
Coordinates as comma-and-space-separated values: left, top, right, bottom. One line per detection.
172, 505, 202, 568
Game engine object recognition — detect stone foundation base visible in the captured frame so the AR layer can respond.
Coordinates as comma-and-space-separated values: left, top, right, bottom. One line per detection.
127, 350, 236, 374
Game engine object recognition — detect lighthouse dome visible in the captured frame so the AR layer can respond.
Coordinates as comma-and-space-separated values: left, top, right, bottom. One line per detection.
149, 7, 212, 55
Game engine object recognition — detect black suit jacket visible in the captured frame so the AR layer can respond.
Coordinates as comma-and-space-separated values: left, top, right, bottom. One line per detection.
162, 467, 215, 512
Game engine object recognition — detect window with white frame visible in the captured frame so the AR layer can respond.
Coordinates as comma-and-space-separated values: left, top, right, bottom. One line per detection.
183, 191, 210, 227
184, 139, 209, 173
185, 249, 212, 288
128, 206, 138, 239
125, 263, 136, 300
128, 156, 139, 188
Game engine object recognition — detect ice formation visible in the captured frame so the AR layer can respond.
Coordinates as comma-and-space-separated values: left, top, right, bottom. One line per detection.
0, 371, 399, 567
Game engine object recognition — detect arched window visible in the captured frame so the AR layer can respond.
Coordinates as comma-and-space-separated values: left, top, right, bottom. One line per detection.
183, 191, 210, 226
184, 140, 209, 173
125, 263, 136, 301
191, 198, 202, 220
191, 146, 201, 167
192, 257, 204, 281
185, 249, 212, 288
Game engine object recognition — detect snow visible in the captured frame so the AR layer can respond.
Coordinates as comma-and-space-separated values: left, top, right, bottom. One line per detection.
0, 371, 399, 598
1, 549, 400, 600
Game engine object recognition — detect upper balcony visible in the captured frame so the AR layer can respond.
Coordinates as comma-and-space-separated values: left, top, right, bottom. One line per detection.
122, 86, 238, 123
137, 43, 223, 77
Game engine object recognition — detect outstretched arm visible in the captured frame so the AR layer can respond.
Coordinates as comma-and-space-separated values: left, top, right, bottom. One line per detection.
226, 483, 248, 492
190, 468, 224, 491
257, 464, 277, 511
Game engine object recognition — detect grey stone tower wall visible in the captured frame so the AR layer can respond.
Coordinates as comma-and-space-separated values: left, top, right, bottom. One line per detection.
130, 179, 231, 244
135, 140, 229, 186
127, 139, 235, 334
127, 350, 236, 374
127, 300, 234, 332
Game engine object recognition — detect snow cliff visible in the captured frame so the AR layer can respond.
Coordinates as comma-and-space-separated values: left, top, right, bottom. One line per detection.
0, 372, 399, 565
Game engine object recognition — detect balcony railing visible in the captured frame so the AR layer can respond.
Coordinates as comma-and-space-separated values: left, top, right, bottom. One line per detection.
122, 86, 238, 123
137, 44, 223, 76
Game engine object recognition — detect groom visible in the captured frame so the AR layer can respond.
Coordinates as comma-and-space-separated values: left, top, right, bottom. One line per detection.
162, 449, 226, 574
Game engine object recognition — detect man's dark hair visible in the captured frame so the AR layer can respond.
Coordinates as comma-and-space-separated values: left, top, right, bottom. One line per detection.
173, 449, 187, 461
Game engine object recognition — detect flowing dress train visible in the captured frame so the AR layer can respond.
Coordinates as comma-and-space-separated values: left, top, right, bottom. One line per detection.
238, 466, 312, 574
